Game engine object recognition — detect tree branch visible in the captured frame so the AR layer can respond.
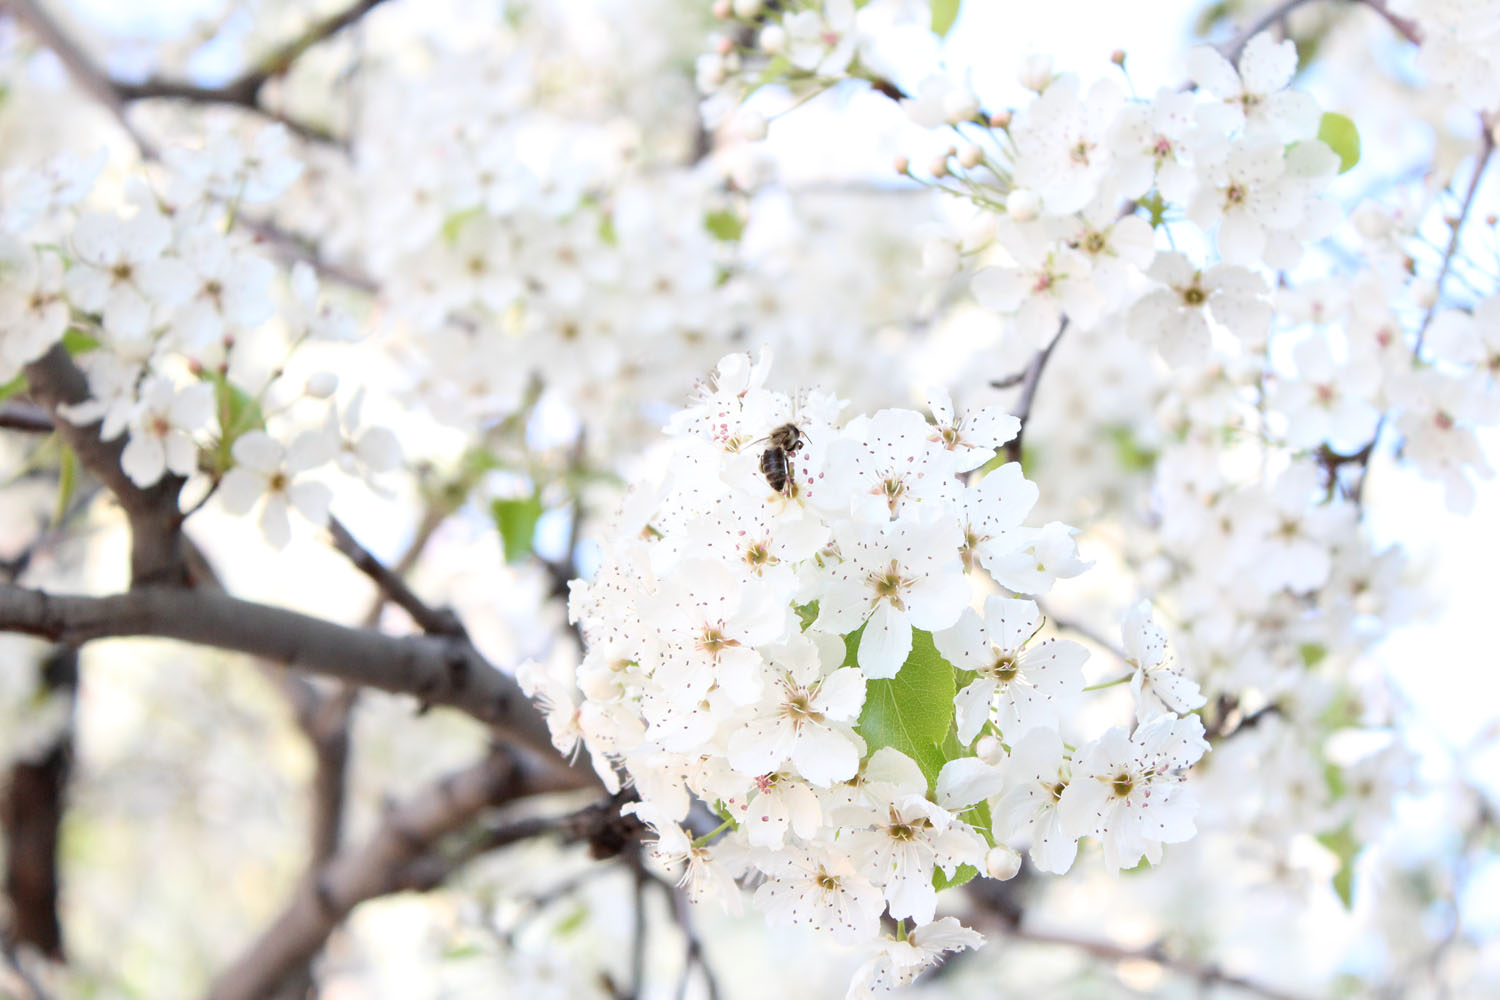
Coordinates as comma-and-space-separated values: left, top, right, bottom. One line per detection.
22, 345, 190, 586
204, 747, 573, 1000
328, 516, 466, 637
0, 646, 76, 961
9, 0, 391, 148
984, 920, 1315, 1000
1216, 0, 1321, 65
1001, 319, 1068, 469
0, 582, 595, 790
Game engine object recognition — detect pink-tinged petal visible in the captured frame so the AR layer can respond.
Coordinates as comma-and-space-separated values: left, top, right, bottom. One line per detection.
858, 601, 912, 679
791, 722, 860, 786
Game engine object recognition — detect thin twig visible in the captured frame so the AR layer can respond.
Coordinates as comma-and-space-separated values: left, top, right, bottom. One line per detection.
642, 870, 722, 1000
1216, 0, 1321, 65
991, 922, 1315, 1000
1001, 319, 1068, 468
1358, 0, 1423, 43
328, 516, 466, 637
1414, 127, 1495, 357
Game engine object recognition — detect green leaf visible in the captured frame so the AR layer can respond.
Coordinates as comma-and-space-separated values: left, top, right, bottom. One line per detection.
55, 443, 77, 524
0, 373, 26, 404
795, 601, 819, 631
1298, 642, 1328, 668
852, 627, 956, 792
62, 328, 101, 355
933, 863, 978, 891
441, 206, 483, 245
205, 371, 265, 469
1318, 112, 1360, 173
1137, 190, 1169, 228
703, 209, 745, 242
1106, 424, 1157, 473
598, 211, 617, 247
491, 494, 544, 564
1317, 824, 1359, 907
930, 0, 961, 38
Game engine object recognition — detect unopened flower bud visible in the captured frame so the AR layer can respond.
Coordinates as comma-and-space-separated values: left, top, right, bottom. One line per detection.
716, 36, 735, 56
1019, 54, 1053, 92
975, 734, 1005, 763
988, 109, 1012, 130
712, 0, 732, 18
986, 845, 1023, 881
894, 155, 911, 175
1007, 188, 1043, 221
732, 0, 763, 17
929, 153, 951, 179
738, 109, 769, 142
1111, 49, 1127, 66
759, 23, 787, 54
305, 372, 339, 399
958, 143, 984, 169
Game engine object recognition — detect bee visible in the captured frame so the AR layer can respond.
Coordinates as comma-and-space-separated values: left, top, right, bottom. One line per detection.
758, 422, 805, 496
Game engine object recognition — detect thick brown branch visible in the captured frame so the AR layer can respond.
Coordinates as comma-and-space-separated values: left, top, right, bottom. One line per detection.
22, 345, 190, 586
1, 646, 77, 961
112, 0, 393, 144
0, 582, 595, 791
0, 401, 54, 433
204, 748, 571, 1000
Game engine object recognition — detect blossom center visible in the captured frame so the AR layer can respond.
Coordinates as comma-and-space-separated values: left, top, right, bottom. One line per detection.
868, 561, 910, 609
1112, 772, 1135, 797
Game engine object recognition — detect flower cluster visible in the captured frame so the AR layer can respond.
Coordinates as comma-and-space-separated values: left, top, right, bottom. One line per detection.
526, 351, 1209, 991
0, 131, 399, 546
